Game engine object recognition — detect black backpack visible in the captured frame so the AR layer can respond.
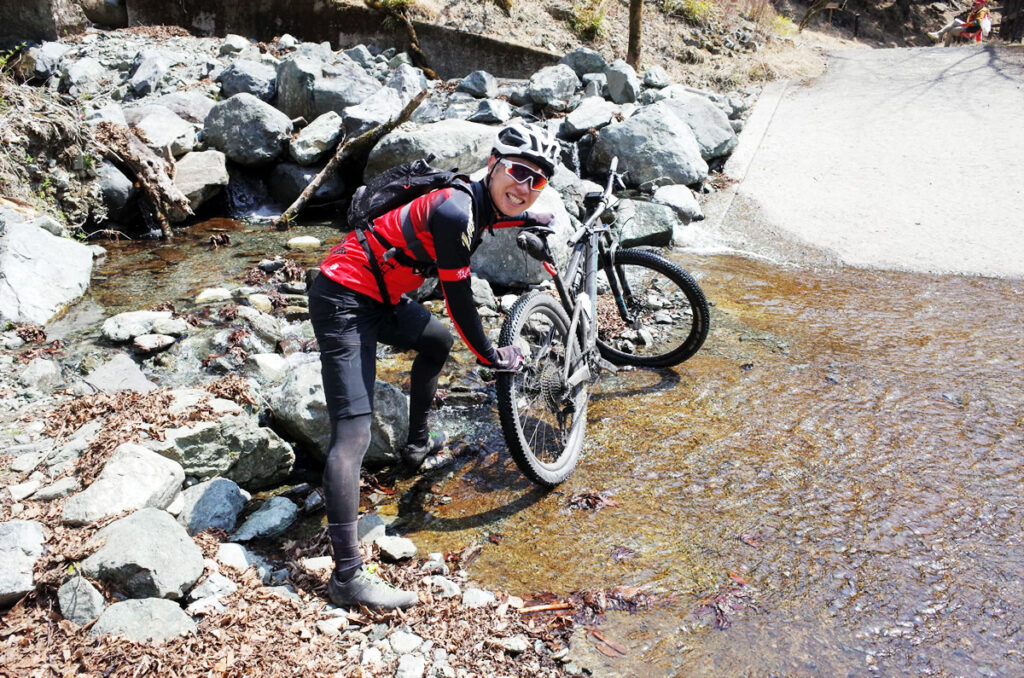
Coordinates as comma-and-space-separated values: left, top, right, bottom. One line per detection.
346, 156, 472, 305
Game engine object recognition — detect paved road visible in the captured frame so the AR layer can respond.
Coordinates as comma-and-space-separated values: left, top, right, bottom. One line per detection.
716, 46, 1024, 278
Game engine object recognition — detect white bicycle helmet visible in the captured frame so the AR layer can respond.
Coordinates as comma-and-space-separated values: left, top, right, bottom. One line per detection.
492, 123, 560, 177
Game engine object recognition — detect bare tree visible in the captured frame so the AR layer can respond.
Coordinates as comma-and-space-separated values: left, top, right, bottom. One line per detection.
627, 0, 643, 66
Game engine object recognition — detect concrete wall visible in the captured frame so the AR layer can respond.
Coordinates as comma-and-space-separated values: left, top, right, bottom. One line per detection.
1, 0, 87, 48
124, 0, 559, 79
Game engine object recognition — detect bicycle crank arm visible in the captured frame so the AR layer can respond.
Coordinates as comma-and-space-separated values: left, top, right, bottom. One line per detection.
565, 364, 591, 389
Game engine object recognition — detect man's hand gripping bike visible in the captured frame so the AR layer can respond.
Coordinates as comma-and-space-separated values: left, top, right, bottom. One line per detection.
496, 157, 710, 487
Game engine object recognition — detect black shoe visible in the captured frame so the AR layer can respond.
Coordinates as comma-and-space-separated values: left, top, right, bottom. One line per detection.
400, 431, 448, 470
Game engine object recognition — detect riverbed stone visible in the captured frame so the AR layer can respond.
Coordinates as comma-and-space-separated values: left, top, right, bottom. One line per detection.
0, 520, 46, 606
0, 218, 94, 326
216, 542, 271, 580
62, 443, 185, 525
21, 41, 70, 82
81, 353, 156, 393
343, 86, 404, 139
268, 162, 345, 204
468, 99, 513, 124
147, 413, 294, 490
90, 598, 196, 643
58, 575, 106, 625
364, 119, 494, 182
457, 70, 497, 99
174, 150, 229, 212
312, 69, 382, 116
289, 111, 343, 165
187, 571, 237, 602
656, 89, 739, 160
231, 496, 298, 541
653, 184, 704, 223
375, 535, 417, 561
101, 310, 173, 342
430, 575, 460, 598
97, 160, 135, 217
644, 65, 671, 88
560, 47, 607, 77
461, 588, 496, 608
18, 357, 62, 391
218, 59, 277, 101
390, 629, 424, 654
234, 305, 283, 345
195, 287, 231, 303
60, 56, 107, 96
268, 361, 408, 465
614, 199, 681, 248
245, 353, 289, 383
276, 56, 321, 120
589, 101, 707, 187
133, 333, 175, 354
81, 508, 203, 599
527, 64, 580, 111
606, 59, 641, 104
562, 96, 619, 140
386, 63, 428, 104
129, 49, 174, 97
204, 93, 293, 167
177, 478, 248, 535
34, 476, 81, 500
41, 421, 101, 474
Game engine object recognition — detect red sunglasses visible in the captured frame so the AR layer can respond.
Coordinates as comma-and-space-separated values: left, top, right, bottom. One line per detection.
497, 158, 548, 192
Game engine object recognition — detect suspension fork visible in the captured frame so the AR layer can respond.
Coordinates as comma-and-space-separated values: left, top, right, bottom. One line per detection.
599, 238, 635, 324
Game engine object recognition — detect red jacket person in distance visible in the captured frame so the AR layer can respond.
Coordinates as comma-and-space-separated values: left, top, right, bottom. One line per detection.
307, 123, 560, 609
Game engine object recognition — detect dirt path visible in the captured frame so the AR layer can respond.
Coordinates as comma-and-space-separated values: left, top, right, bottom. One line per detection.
715, 45, 1024, 278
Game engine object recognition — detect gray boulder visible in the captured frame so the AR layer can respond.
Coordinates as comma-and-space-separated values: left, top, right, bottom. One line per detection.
129, 49, 174, 97
0, 217, 94, 325
276, 56, 321, 120
60, 57, 107, 96
58, 575, 106, 625
133, 108, 196, 157
268, 360, 409, 465
147, 414, 294, 490
220, 34, 251, 55
457, 71, 497, 99
468, 99, 513, 124
81, 508, 204, 599
62, 443, 185, 526
22, 41, 70, 82
81, 353, 156, 393
217, 60, 277, 101
614, 199, 681, 248
79, 0, 127, 27
471, 184, 573, 287
657, 90, 739, 160
364, 119, 495, 182
19, 357, 62, 392
177, 478, 248, 535
643, 65, 671, 88
203, 94, 293, 167
90, 598, 196, 643
606, 59, 641, 104
101, 310, 173, 342
174, 150, 229, 212
559, 48, 607, 77
0, 520, 46, 606
269, 162, 345, 205
589, 101, 707, 188
313, 63, 381, 115
652, 184, 704, 223
343, 86, 404, 139
582, 72, 607, 98
386, 63, 428, 104
562, 96, 619, 140
145, 90, 216, 125
289, 111, 344, 165
97, 160, 136, 218
343, 45, 374, 68
232, 496, 298, 541
527, 64, 580, 111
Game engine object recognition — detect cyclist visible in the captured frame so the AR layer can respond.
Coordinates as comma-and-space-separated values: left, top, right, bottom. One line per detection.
928, 0, 992, 42
308, 123, 560, 609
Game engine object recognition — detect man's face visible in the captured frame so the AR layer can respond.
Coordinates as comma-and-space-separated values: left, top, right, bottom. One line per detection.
487, 155, 547, 217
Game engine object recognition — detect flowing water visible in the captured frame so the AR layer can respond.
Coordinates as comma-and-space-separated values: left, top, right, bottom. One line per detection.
396, 252, 1023, 677
65, 217, 1023, 675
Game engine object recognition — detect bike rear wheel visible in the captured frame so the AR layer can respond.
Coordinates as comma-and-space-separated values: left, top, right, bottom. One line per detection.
496, 291, 588, 487
596, 248, 710, 368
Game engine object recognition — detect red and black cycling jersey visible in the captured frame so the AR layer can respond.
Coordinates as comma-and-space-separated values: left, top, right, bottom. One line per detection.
320, 180, 519, 366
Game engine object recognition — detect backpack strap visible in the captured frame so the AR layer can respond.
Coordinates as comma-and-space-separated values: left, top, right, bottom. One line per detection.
354, 228, 393, 307
399, 179, 474, 264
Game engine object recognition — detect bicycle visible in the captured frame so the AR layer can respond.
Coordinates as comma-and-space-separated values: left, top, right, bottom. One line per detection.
495, 157, 711, 487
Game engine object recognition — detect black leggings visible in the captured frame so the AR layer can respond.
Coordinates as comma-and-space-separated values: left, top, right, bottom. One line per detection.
311, 277, 453, 571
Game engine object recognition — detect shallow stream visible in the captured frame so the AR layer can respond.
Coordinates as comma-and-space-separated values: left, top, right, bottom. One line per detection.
65, 219, 1023, 676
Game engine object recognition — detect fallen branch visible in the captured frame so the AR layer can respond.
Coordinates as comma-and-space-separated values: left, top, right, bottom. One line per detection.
519, 602, 573, 614
92, 122, 192, 239
272, 89, 428, 230
365, 0, 438, 79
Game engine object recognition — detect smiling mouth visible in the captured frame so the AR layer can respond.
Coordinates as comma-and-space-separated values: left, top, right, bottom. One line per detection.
506, 192, 525, 205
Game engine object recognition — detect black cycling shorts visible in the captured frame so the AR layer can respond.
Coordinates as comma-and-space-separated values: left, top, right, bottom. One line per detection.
308, 274, 433, 420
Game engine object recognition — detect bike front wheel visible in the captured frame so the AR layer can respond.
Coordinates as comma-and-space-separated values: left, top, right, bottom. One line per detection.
596, 248, 710, 368
496, 291, 589, 487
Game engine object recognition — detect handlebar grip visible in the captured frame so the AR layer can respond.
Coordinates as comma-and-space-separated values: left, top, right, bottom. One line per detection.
516, 230, 549, 262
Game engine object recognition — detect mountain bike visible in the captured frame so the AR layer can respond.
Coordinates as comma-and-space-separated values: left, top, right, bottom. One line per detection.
495, 157, 710, 487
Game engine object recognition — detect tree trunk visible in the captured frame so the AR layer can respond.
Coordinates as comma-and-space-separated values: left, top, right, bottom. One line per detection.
1002, 0, 1024, 41
627, 0, 643, 67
